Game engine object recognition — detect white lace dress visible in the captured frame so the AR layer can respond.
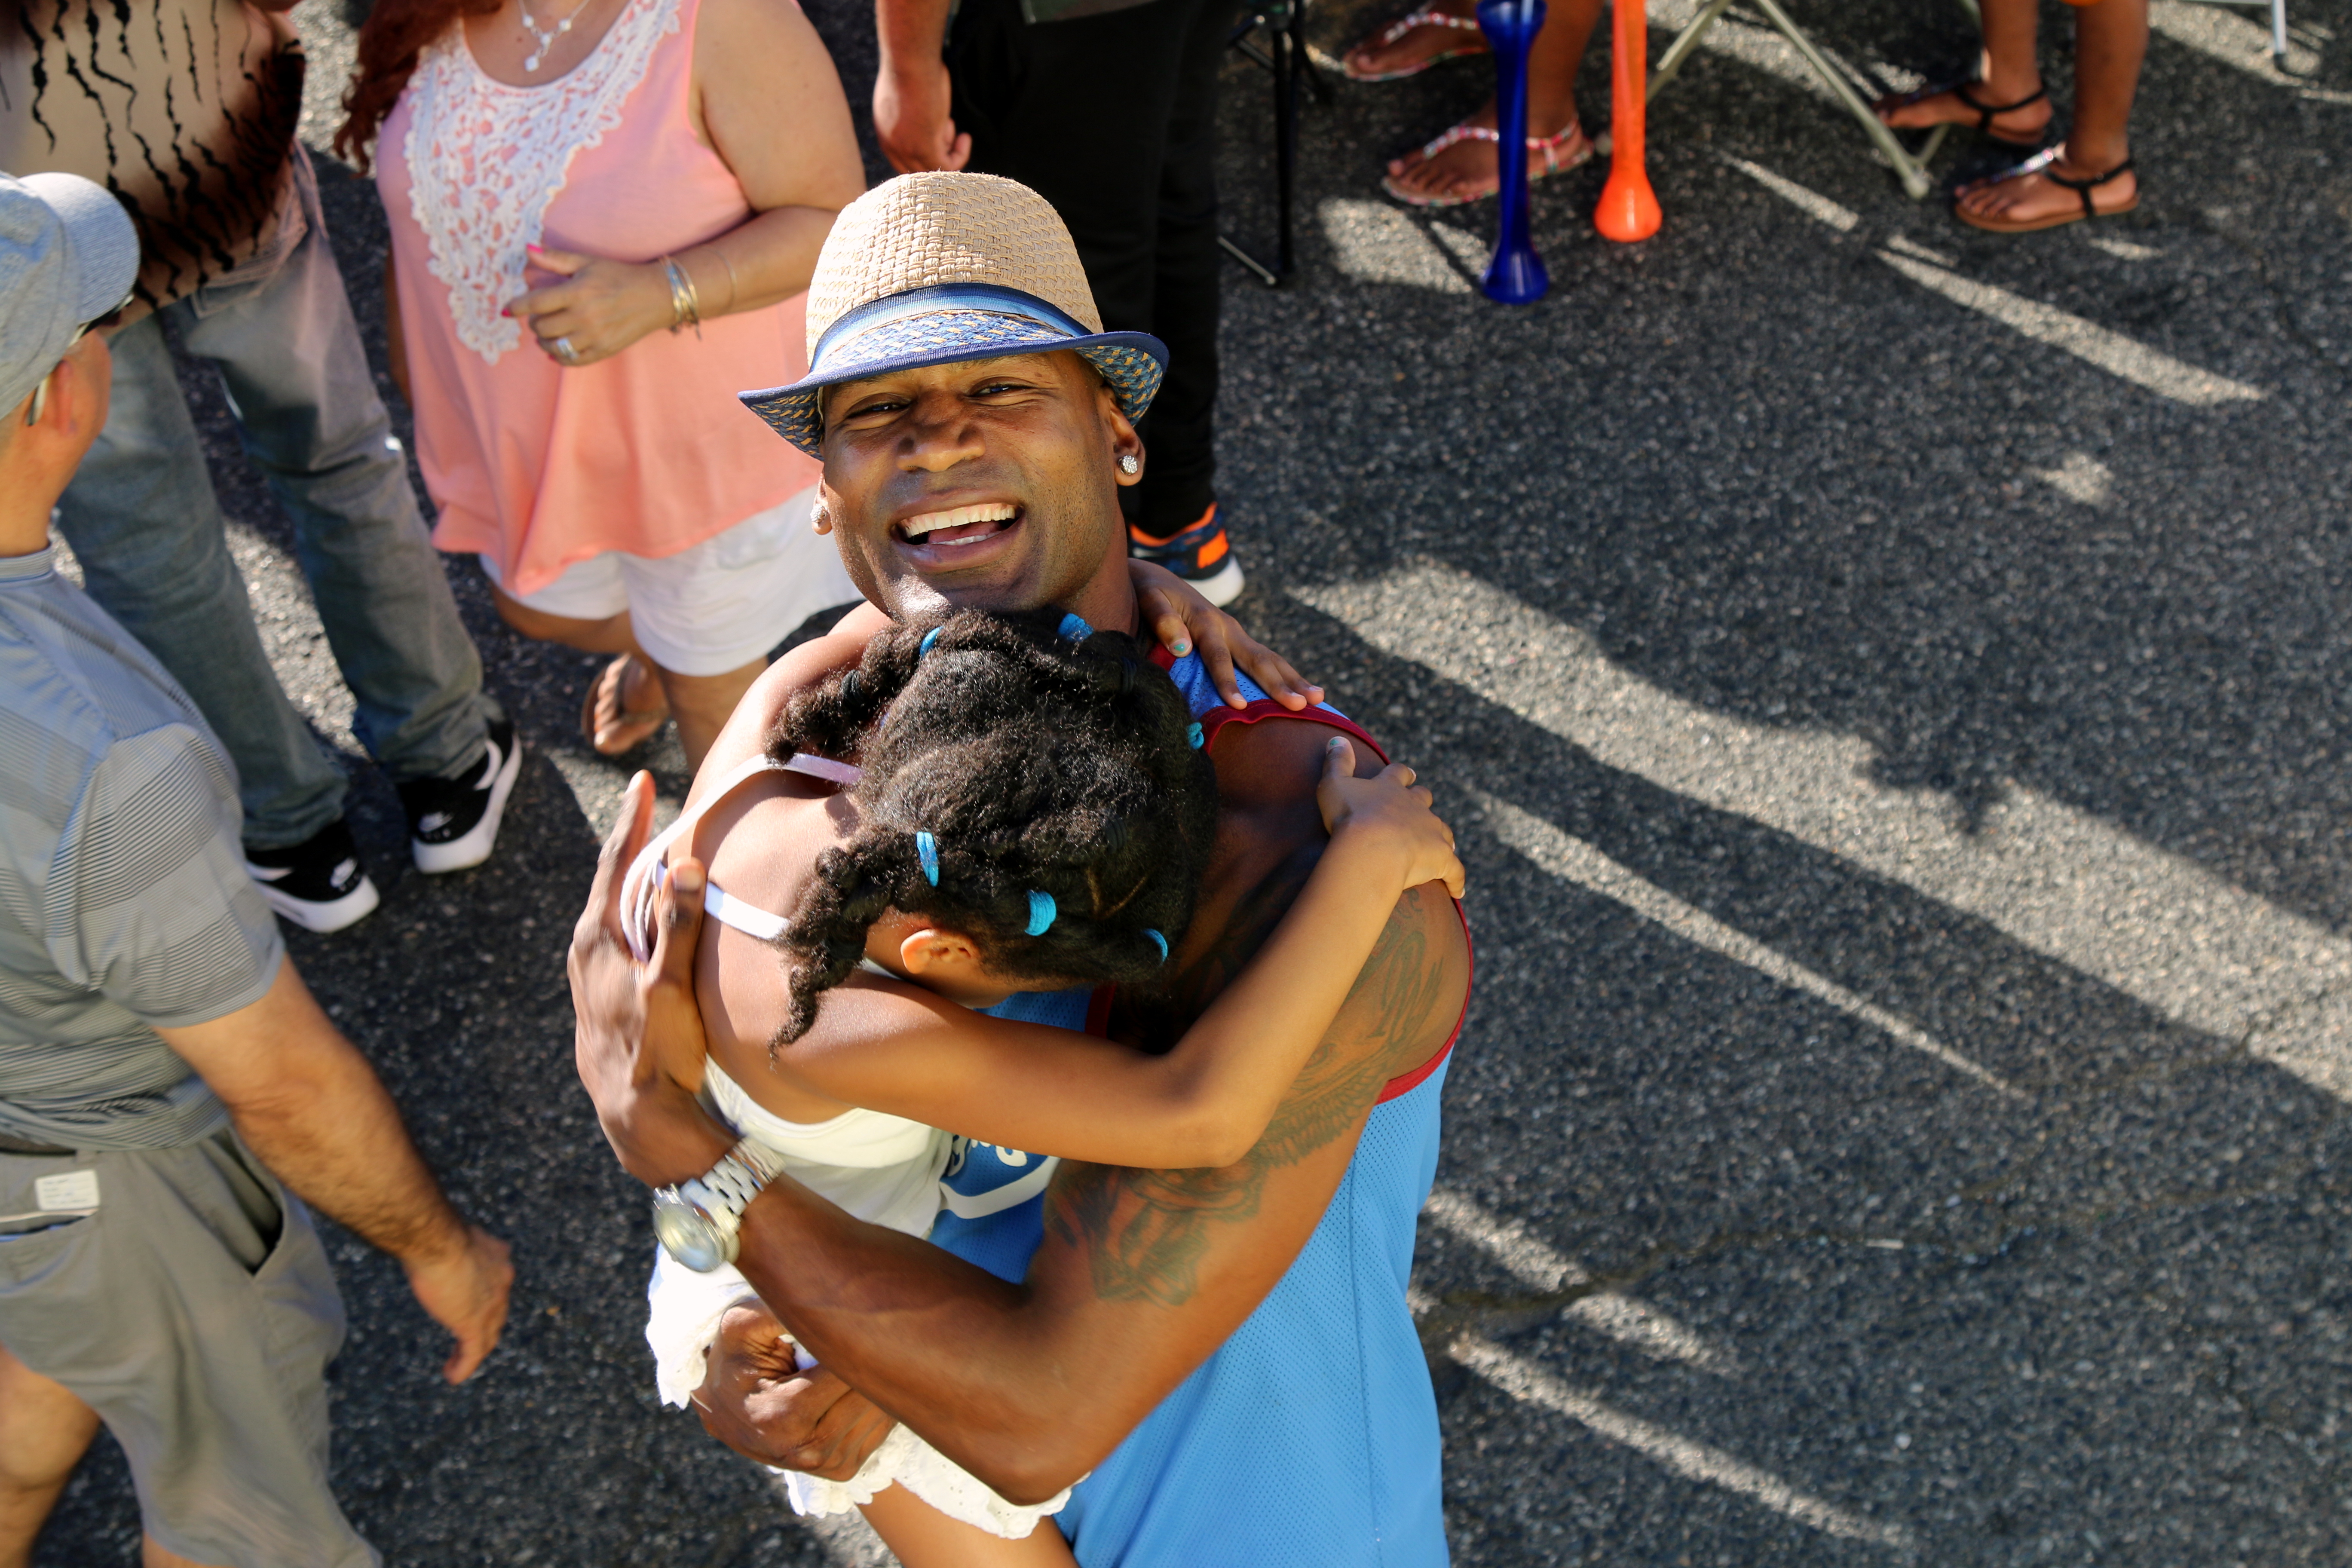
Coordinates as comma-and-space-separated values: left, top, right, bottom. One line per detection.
630, 756, 1074, 1539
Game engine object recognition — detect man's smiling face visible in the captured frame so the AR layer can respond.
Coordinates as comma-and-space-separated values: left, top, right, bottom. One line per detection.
815, 349, 1142, 624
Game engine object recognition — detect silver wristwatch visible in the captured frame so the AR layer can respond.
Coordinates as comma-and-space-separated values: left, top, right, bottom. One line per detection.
651, 1138, 781, 1273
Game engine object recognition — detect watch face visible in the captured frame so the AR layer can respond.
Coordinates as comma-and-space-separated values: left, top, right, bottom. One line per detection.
652, 1191, 728, 1273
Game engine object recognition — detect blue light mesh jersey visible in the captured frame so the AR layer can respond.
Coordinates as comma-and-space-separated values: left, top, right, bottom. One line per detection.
925, 655, 1462, 1567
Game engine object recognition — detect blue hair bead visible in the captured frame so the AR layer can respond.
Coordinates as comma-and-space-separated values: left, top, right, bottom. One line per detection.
918, 627, 943, 659
1186, 722, 1204, 750
1144, 928, 1169, 962
915, 831, 939, 886
1057, 612, 1093, 643
1024, 890, 1057, 937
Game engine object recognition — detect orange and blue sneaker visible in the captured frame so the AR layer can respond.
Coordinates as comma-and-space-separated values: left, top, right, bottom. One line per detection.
1128, 502, 1245, 608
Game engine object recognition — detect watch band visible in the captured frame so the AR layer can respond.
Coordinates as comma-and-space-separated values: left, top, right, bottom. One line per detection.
698, 1137, 781, 1232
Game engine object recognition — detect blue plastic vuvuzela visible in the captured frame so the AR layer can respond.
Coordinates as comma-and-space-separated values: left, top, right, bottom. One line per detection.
1478, 0, 1549, 305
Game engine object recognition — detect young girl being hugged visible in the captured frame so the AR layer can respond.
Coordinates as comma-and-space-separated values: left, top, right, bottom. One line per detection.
627, 609, 1463, 1567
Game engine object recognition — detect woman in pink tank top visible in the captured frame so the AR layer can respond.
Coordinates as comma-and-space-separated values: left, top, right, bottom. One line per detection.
338, 0, 864, 768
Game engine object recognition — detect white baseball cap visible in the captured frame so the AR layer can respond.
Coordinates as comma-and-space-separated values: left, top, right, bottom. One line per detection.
0, 170, 139, 415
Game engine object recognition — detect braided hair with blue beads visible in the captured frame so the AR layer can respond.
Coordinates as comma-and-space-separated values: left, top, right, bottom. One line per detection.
763, 608, 1219, 1048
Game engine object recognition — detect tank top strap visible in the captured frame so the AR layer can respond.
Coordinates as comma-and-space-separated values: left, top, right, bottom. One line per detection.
621, 752, 862, 960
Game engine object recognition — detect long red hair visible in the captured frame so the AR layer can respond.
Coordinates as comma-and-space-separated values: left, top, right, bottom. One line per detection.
335, 0, 503, 170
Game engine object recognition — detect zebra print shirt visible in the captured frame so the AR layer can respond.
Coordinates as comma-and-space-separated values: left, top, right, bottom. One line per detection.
0, 546, 281, 1151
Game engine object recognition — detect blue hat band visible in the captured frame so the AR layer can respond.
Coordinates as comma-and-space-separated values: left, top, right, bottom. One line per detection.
738, 283, 1168, 460
811, 284, 1094, 372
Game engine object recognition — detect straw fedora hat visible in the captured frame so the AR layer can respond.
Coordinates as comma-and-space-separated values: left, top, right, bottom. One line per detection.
739, 173, 1167, 458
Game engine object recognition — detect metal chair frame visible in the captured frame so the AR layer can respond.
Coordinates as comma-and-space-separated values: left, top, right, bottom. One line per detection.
1222, 0, 1329, 285
1648, 0, 2289, 201
1646, 0, 1955, 198
2173, 0, 2290, 70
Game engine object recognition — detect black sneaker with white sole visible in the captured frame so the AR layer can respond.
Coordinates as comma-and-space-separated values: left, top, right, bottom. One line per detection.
401, 717, 523, 874
245, 818, 382, 934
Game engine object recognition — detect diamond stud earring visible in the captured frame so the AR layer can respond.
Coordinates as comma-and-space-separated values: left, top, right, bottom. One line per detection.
1118, 454, 1139, 475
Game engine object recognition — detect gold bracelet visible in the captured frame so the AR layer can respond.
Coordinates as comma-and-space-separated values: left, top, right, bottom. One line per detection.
660, 254, 702, 339
705, 244, 741, 315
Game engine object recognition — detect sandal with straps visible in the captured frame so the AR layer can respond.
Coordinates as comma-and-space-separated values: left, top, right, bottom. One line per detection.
1381, 118, 1594, 208
1874, 79, 2051, 149
1341, 6, 1488, 83
1957, 149, 2138, 233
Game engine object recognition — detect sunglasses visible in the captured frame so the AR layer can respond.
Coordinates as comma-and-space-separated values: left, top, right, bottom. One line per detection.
24, 282, 138, 426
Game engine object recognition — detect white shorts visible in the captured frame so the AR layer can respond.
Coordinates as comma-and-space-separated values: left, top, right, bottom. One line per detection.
480, 485, 860, 677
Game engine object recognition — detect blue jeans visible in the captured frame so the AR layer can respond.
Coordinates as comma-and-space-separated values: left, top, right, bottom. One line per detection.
55, 151, 500, 850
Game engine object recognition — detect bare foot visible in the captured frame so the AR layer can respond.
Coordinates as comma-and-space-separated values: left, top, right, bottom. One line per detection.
1384, 102, 1589, 206
1956, 146, 2138, 231
1342, 0, 1488, 81
1874, 79, 2052, 145
582, 652, 670, 756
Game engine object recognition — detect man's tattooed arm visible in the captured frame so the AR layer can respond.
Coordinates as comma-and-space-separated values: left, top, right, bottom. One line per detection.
1049, 879, 1460, 1307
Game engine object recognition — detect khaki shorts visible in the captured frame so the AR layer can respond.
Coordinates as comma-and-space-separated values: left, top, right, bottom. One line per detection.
0, 1133, 375, 1568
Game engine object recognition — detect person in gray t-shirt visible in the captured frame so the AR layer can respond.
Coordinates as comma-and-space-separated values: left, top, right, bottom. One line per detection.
0, 171, 514, 1568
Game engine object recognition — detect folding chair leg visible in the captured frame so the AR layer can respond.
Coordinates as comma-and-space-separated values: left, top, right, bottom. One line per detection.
1648, 0, 1737, 100
1650, 0, 1942, 198
2272, 0, 2289, 69
1274, 9, 1297, 275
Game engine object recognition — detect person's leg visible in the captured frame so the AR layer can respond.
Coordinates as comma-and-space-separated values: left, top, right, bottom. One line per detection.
1381, 0, 1606, 205
1875, 0, 2051, 142
858, 1486, 1078, 1568
481, 554, 673, 756
1341, 0, 1488, 81
177, 151, 500, 790
1122, 0, 1233, 541
619, 490, 857, 772
52, 315, 350, 851
0, 1360, 201, 1568
0, 1346, 101, 1568
0, 1142, 374, 1568
494, 570, 747, 768
1956, 0, 2146, 226
650, 662, 766, 773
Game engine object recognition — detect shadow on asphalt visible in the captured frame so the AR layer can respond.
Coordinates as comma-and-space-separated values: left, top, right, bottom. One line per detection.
34, 0, 2352, 1562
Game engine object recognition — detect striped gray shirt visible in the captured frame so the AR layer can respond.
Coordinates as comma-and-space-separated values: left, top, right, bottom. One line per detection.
0, 546, 282, 1150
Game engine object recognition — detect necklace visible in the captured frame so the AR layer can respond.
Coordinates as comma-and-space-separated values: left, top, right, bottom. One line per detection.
516, 0, 594, 72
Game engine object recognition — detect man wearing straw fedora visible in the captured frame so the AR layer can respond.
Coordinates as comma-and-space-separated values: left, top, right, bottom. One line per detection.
573, 172, 1468, 1565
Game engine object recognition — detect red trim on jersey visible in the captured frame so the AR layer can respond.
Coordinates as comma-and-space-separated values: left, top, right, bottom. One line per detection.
1376, 896, 1471, 1103
1085, 983, 1115, 1039
1204, 699, 1390, 764
1166, 679, 1462, 1106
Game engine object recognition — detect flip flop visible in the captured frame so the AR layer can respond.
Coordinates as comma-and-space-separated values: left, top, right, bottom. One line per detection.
581, 652, 670, 756
1957, 150, 2138, 233
1874, 80, 2051, 150
1341, 7, 1488, 83
1381, 119, 1594, 209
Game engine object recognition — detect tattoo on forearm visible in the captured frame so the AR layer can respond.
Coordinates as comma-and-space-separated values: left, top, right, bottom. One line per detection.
1050, 882, 1452, 1307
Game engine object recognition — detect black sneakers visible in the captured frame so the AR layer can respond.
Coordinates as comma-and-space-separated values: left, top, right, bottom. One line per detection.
1128, 502, 1245, 608
400, 717, 523, 875
245, 818, 381, 934
243, 721, 520, 931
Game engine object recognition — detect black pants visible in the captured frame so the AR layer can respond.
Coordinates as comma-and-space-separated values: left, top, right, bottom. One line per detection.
949, 0, 1234, 537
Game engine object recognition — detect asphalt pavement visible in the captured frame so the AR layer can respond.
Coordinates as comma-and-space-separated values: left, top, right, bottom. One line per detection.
31, 0, 2352, 1561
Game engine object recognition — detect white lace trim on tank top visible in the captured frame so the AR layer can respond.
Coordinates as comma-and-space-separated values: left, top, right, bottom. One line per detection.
401, 0, 683, 363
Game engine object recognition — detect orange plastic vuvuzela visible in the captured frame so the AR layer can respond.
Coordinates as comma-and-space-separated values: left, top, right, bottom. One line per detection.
1593, 0, 1661, 242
